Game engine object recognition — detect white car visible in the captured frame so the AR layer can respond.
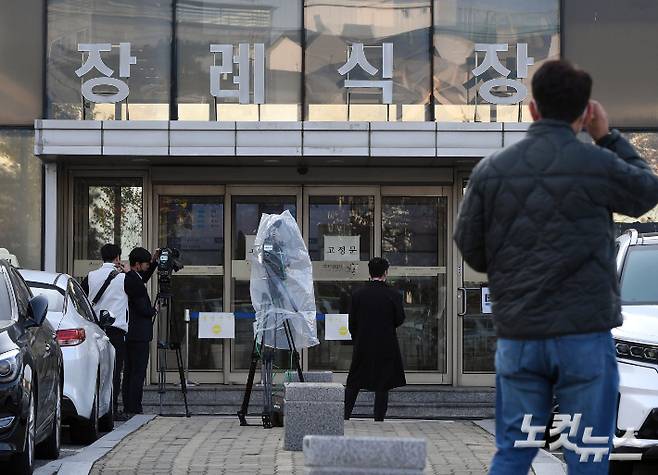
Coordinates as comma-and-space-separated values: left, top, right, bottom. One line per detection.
611, 230, 658, 470
19, 270, 115, 444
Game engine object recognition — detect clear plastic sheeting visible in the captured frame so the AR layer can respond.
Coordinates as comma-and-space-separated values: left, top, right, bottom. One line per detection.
250, 210, 319, 350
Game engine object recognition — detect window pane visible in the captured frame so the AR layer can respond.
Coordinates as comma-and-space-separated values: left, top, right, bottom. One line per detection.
304, 0, 432, 121
47, 0, 172, 120
177, 0, 302, 121
158, 196, 224, 266
0, 276, 11, 325
28, 285, 65, 313
0, 130, 42, 269
382, 196, 447, 266
72, 178, 143, 277
433, 0, 559, 122
0, 0, 44, 125
615, 133, 658, 234
564, 0, 658, 128
621, 246, 658, 305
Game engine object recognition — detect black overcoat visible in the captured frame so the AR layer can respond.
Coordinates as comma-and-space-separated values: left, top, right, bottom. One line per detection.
346, 280, 406, 391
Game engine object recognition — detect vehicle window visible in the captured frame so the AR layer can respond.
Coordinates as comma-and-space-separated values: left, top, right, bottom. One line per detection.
27, 283, 65, 313
8, 268, 31, 315
0, 274, 14, 327
68, 280, 96, 323
620, 245, 658, 305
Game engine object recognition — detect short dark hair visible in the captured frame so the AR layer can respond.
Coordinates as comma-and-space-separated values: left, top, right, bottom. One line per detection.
531, 60, 592, 123
100, 244, 121, 263
368, 257, 389, 278
129, 247, 152, 266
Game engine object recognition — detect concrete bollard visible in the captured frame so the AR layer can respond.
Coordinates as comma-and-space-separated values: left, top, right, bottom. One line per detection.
303, 435, 427, 475
285, 371, 333, 382
283, 383, 344, 451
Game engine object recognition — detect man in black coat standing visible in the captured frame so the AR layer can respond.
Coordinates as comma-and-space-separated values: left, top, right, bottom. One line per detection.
122, 247, 158, 415
344, 257, 406, 421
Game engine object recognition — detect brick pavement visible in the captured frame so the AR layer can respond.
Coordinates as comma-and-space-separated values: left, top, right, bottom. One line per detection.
90, 416, 506, 475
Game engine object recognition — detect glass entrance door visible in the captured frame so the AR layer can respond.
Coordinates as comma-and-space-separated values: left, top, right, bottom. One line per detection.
153, 186, 225, 383
228, 187, 302, 382
455, 175, 496, 386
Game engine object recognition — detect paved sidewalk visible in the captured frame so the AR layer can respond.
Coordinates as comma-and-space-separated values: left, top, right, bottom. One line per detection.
89, 416, 501, 475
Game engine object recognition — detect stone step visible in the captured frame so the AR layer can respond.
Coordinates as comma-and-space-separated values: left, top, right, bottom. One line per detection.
136, 385, 495, 420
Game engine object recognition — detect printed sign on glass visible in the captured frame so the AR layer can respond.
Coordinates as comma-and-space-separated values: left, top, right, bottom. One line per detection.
325, 314, 352, 341
481, 287, 492, 314
210, 43, 265, 104
198, 312, 235, 339
472, 43, 534, 105
323, 235, 360, 262
76, 43, 136, 103
338, 43, 393, 104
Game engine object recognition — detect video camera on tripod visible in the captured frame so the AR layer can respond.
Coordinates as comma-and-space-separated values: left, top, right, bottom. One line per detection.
153, 247, 190, 417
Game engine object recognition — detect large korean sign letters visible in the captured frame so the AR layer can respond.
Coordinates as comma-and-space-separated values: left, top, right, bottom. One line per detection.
76, 43, 136, 103
472, 43, 534, 105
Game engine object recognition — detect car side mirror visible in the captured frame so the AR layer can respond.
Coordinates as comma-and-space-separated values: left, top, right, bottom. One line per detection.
99, 310, 116, 329
26, 295, 48, 328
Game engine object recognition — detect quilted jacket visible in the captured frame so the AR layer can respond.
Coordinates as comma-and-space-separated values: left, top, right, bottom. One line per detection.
455, 119, 658, 339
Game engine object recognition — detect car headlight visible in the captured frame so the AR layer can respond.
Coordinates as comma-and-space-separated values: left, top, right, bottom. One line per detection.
0, 349, 21, 383
615, 339, 658, 363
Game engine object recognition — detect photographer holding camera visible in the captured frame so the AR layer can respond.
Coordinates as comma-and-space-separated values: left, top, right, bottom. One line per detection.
122, 247, 159, 415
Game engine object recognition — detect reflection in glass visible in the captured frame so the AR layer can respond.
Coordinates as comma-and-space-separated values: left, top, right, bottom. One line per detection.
0, 1, 43, 125
304, 0, 432, 121
389, 276, 445, 371
433, 0, 559, 122
162, 275, 224, 370
231, 196, 297, 370
158, 196, 224, 266
177, 0, 302, 121
615, 133, 658, 234
47, 0, 172, 120
0, 130, 42, 269
382, 196, 447, 266
308, 196, 374, 261
73, 178, 143, 268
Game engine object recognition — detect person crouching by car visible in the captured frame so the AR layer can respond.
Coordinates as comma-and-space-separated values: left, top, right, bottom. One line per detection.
122, 247, 158, 415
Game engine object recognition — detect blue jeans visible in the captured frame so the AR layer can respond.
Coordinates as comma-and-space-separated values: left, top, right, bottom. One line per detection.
489, 331, 619, 475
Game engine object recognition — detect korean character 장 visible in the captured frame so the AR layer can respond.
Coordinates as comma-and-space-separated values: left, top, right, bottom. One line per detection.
210, 43, 265, 104
338, 43, 393, 104
76, 43, 136, 103
472, 43, 534, 105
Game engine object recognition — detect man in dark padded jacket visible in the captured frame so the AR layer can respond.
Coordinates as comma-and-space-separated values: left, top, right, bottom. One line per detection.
122, 247, 158, 415
455, 60, 658, 474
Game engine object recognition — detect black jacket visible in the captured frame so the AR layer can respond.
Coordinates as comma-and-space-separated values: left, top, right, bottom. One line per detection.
125, 265, 156, 342
346, 280, 406, 391
455, 120, 658, 339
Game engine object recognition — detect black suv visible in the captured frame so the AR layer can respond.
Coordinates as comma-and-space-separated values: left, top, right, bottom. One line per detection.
0, 260, 63, 474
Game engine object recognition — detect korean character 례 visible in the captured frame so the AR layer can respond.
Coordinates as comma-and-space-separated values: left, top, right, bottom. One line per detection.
210, 43, 265, 104
338, 43, 393, 104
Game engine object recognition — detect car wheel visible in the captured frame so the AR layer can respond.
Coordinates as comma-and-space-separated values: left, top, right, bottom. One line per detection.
36, 379, 61, 459
9, 388, 35, 475
98, 385, 114, 432
70, 380, 99, 444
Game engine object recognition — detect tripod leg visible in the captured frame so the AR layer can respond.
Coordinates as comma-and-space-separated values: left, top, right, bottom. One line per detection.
238, 337, 259, 426
283, 320, 304, 383
174, 345, 190, 417
261, 345, 274, 429
158, 345, 166, 416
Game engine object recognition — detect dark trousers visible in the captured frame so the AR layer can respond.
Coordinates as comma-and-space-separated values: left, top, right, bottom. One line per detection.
344, 385, 389, 421
123, 341, 150, 414
105, 326, 126, 412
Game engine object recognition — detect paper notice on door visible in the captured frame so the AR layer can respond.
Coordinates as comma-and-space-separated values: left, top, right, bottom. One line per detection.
198, 312, 235, 339
325, 314, 352, 341
245, 235, 256, 260
323, 235, 360, 261
481, 287, 492, 314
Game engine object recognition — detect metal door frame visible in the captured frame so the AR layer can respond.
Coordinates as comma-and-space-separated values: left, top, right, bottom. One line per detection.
453, 172, 496, 386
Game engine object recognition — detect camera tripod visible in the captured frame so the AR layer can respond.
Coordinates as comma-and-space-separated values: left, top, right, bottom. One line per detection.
237, 316, 304, 428
155, 281, 191, 417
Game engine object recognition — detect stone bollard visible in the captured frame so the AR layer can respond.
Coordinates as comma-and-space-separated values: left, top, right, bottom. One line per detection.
283, 383, 344, 451
285, 371, 333, 382
303, 435, 427, 475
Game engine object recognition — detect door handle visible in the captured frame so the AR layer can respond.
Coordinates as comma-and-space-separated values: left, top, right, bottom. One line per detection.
457, 287, 467, 317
